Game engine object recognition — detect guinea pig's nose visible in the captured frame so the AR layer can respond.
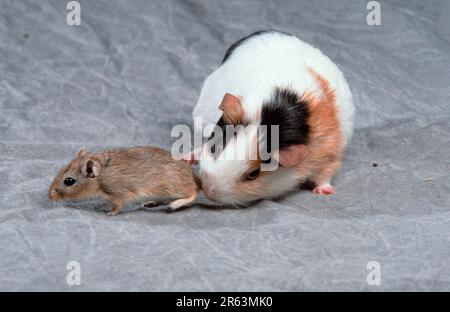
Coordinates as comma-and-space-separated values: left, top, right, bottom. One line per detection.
203, 187, 220, 202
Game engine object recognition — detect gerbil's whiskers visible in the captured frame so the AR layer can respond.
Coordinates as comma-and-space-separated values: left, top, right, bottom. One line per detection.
64, 200, 77, 209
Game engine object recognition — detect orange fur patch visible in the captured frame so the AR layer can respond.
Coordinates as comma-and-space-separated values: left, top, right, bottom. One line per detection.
232, 134, 268, 198
297, 69, 343, 180
230, 70, 344, 198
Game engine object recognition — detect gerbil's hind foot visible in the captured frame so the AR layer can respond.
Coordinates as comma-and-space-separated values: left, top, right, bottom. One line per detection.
312, 183, 336, 195
143, 200, 164, 208
167, 193, 197, 212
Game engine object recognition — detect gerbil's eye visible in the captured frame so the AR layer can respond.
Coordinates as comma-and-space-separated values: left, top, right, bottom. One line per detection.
64, 177, 76, 186
245, 169, 260, 181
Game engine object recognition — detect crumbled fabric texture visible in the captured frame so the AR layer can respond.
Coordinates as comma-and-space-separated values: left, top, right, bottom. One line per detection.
0, 0, 449, 291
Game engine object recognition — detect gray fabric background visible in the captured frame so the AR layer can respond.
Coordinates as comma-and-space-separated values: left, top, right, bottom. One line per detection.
0, 0, 449, 291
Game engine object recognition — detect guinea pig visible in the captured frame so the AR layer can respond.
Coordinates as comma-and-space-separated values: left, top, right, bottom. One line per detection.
189, 30, 354, 205
49, 146, 198, 215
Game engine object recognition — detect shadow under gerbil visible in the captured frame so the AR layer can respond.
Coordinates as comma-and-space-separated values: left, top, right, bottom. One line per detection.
40, 178, 318, 217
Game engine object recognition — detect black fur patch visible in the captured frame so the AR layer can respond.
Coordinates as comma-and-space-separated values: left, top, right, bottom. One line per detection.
207, 88, 310, 162
207, 115, 248, 156
208, 115, 227, 154
261, 88, 311, 152
221, 30, 293, 64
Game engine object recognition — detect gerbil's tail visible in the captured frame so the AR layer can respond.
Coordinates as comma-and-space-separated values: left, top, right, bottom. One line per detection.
193, 173, 202, 191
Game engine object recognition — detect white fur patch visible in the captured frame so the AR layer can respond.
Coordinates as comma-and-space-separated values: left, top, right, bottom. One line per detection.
194, 31, 354, 204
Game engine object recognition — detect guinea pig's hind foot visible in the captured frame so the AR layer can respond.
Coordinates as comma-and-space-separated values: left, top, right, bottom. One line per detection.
167, 193, 197, 212
312, 183, 336, 195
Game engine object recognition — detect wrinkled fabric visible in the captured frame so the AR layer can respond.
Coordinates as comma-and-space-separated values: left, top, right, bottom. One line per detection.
0, 0, 449, 291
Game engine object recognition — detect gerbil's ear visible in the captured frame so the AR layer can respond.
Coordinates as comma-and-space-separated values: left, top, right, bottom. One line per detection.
274, 144, 309, 168
76, 147, 87, 158
82, 159, 100, 178
219, 93, 244, 124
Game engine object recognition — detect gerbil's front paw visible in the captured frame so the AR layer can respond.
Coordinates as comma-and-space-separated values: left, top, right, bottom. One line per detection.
312, 184, 336, 195
106, 211, 119, 216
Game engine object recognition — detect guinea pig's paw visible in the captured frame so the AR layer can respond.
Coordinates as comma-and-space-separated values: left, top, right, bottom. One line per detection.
106, 210, 119, 216
312, 184, 336, 195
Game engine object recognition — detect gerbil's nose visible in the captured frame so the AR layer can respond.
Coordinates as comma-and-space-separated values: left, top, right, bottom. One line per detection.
203, 187, 220, 202
48, 188, 63, 200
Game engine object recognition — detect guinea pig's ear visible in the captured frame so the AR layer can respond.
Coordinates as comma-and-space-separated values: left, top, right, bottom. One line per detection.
76, 147, 87, 158
219, 93, 244, 124
274, 144, 309, 168
82, 159, 100, 178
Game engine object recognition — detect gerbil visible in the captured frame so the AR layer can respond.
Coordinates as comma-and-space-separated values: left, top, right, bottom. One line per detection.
49, 146, 198, 215
189, 30, 354, 205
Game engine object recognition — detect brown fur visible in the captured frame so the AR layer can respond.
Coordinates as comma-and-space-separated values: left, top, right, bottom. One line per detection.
231, 137, 274, 200
49, 146, 198, 215
233, 160, 268, 200
296, 69, 343, 183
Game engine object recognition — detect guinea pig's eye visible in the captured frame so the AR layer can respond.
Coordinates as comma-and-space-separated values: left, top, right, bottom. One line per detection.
245, 169, 260, 181
64, 177, 76, 186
